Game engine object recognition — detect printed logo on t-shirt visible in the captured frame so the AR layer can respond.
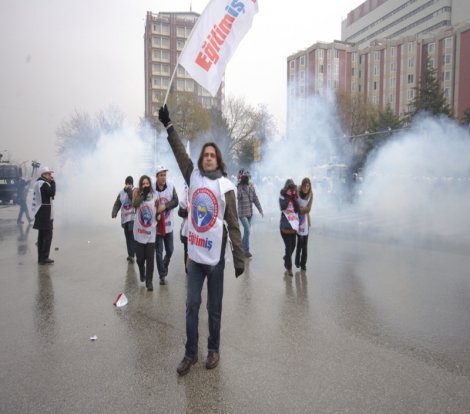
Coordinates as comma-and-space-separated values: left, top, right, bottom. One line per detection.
138, 205, 153, 227
191, 188, 218, 233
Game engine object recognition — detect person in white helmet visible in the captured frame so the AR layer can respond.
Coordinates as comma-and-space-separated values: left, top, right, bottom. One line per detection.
31, 166, 56, 265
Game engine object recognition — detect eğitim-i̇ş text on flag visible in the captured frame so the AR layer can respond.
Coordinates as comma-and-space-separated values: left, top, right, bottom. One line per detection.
179, 0, 259, 96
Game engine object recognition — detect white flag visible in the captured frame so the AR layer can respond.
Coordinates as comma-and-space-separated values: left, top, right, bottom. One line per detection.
179, 0, 259, 96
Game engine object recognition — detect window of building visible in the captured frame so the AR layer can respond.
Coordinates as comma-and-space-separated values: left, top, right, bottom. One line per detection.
391, 62, 396, 72
335, 63, 339, 74
177, 66, 190, 78
352, 81, 356, 91
407, 74, 414, 83
444, 54, 452, 64
317, 49, 324, 58
391, 47, 396, 57
374, 51, 380, 61
352, 52, 357, 62
427, 43, 435, 54
359, 69, 362, 78
152, 63, 170, 75
319, 64, 324, 73
289, 60, 295, 71
152, 77, 170, 90
299, 56, 305, 67
407, 89, 414, 99
372, 96, 379, 105
300, 70, 305, 81
359, 55, 362, 64
443, 71, 451, 81
152, 36, 170, 48
153, 22, 170, 35
177, 79, 194, 92
335, 49, 340, 58
373, 81, 377, 90
153, 49, 170, 62
176, 26, 192, 38
428, 58, 434, 68
390, 77, 396, 88
374, 65, 378, 75
408, 41, 414, 52
352, 67, 355, 76
444, 87, 450, 97
408, 57, 414, 68
299, 85, 305, 95
445, 37, 453, 48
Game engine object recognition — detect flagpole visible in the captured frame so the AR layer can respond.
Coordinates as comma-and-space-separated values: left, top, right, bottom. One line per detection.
163, 63, 178, 106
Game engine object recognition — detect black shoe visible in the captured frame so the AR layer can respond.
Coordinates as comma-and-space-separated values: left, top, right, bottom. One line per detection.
301, 265, 307, 271
295, 261, 300, 269
139, 273, 145, 282
41, 258, 54, 264
160, 278, 166, 285
285, 268, 293, 277
205, 351, 220, 369
244, 252, 252, 258
177, 356, 198, 376
126, 256, 134, 263
146, 281, 153, 291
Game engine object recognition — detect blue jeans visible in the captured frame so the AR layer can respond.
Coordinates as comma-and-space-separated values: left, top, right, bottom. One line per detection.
185, 258, 225, 359
239, 216, 251, 254
155, 232, 174, 279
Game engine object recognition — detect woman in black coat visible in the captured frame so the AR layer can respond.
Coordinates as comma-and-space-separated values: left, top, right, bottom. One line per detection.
279, 179, 300, 276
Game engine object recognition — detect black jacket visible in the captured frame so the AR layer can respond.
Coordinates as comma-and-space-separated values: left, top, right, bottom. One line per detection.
33, 178, 56, 230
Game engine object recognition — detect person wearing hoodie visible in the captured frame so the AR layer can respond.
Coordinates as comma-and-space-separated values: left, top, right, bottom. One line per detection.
112, 176, 136, 263
31, 167, 56, 265
295, 177, 313, 271
158, 104, 244, 376
154, 166, 179, 285
236, 169, 264, 258
132, 175, 157, 291
279, 179, 300, 276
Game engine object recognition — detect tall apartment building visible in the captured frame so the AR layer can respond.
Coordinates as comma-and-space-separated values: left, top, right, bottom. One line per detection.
287, 1, 470, 123
341, 0, 470, 49
144, 11, 223, 121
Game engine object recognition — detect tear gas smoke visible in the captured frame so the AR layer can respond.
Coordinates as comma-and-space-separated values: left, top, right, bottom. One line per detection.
356, 115, 470, 250
56, 125, 182, 228
252, 94, 470, 252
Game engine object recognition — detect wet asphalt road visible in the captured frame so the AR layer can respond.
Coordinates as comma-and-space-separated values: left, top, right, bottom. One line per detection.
1, 205, 469, 413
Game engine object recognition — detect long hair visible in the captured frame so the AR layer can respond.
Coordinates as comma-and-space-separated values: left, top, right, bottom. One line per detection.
282, 178, 296, 193
299, 177, 312, 197
138, 175, 152, 192
197, 142, 227, 176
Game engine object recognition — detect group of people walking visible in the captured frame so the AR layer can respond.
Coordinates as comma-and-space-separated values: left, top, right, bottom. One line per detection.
107, 105, 314, 377
19, 110, 315, 379
111, 168, 179, 291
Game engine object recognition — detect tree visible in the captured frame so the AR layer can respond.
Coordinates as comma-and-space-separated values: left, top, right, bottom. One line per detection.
161, 93, 211, 141
223, 96, 275, 163
335, 90, 377, 136
410, 56, 451, 119
56, 106, 125, 163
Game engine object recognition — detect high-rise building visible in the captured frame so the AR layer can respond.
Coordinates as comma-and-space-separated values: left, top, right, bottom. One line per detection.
288, 1, 470, 122
341, 0, 470, 49
144, 11, 224, 122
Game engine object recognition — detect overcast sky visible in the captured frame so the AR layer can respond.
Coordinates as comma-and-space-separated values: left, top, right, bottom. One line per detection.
0, 0, 363, 166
